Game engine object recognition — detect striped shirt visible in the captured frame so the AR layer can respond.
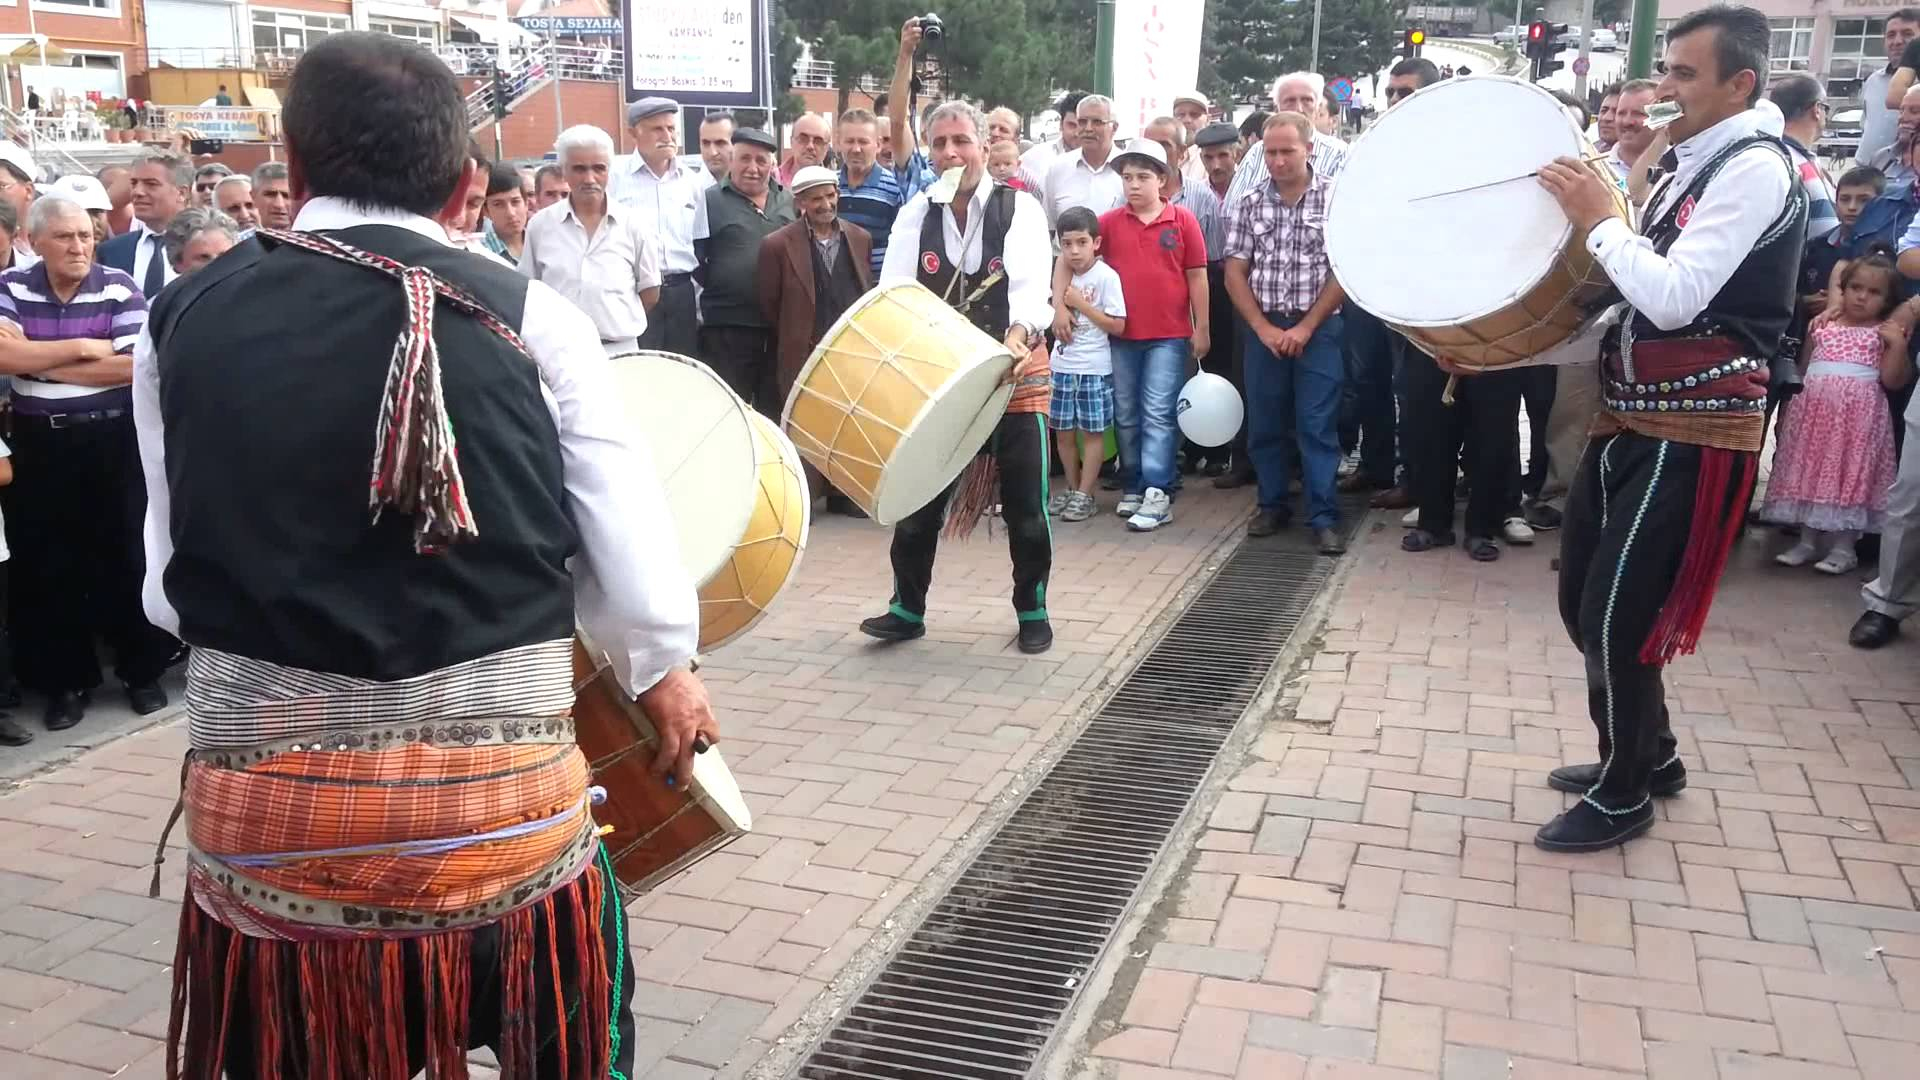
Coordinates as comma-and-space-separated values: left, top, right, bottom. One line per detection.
838, 161, 918, 275
0, 261, 146, 415
1224, 165, 1334, 315
1171, 179, 1226, 263
1226, 130, 1347, 209
1786, 138, 1840, 242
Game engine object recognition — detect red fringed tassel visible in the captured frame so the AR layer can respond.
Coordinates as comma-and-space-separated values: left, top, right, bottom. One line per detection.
543, 894, 570, 1080
1640, 447, 1756, 664
369, 265, 477, 554
569, 867, 613, 1080
166, 898, 193, 1080
497, 905, 539, 1077
942, 455, 1001, 542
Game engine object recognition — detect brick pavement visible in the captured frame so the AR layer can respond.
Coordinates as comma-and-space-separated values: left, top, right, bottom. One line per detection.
0, 483, 1257, 1078
1065, 518, 1920, 1080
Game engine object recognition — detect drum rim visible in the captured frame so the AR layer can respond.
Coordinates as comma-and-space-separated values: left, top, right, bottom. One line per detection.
608, 349, 761, 589
696, 410, 812, 652
1326, 74, 1584, 329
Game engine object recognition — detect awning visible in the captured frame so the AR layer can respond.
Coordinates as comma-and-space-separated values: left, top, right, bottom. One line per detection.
0, 36, 67, 65
449, 13, 537, 44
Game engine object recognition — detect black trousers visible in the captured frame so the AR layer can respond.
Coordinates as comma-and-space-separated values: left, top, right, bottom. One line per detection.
1518, 365, 1557, 501
890, 412, 1052, 620
8, 413, 176, 693
1402, 353, 1522, 538
637, 276, 699, 358
1558, 432, 1721, 810
1340, 303, 1397, 484
212, 846, 637, 1080
699, 325, 777, 420
1207, 263, 1248, 468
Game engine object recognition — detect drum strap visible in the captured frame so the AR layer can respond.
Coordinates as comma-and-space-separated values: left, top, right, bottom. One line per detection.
917, 185, 1017, 337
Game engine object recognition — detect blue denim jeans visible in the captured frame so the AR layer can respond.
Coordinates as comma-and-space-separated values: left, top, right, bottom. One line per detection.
1242, 312, 1346, 529
1110, 337, 1190, 496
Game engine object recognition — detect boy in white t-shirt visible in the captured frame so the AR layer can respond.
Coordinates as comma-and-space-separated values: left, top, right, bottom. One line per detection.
0, 436, 21, 747
1048, 206, 1127, 522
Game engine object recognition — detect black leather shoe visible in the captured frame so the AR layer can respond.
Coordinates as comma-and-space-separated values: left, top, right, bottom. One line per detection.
1535, 800, 1656, 852
825, 494, 868, 519
1214, 468, 1253, 490
1523, 501, 1563, 531
43, 691, 87, 732
1017, 619, 1053, 654
1850, 611, 1901, 649
1549, 759, 1687, 797
1247, 510, 1288, 538
1314, 527, 1347, 556
0, 715, 32, 747
860, 612, 926, 642
0, 683, 20, 709
126, 682, 169, 716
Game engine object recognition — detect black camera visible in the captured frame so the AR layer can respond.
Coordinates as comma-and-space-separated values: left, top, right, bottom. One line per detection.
913, 13, 944, 42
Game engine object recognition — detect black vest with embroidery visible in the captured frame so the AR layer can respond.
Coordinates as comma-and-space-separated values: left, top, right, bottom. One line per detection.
916, 184, 1016, 338
148, 225, 579, 680
1623, 134, 1808, 363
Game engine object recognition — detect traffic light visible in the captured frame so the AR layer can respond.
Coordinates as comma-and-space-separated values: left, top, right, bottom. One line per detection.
1526, 20, 1571, 81
1402, 27, 1426, 59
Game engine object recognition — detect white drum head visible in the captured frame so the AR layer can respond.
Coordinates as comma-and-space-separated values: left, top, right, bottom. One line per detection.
1327, 76, 1586, 327
607, 351, 757, 589
872, 363, 1014, 525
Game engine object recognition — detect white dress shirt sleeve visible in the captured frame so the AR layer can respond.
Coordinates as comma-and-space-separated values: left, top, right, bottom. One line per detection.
879, 194, 931, 287
1583, 145, 1793, 332
631, 217, 663, 292
133, 326, 182, 636
518, 216, 543, 280
1004, 190, 1055, 333
1898, 214, 1920, 255
518, 280, 700, 695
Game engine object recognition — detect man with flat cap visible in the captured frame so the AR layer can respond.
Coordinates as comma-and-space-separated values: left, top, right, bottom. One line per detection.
695, 126, 794, 414
1172, 92, 1213, 190
613, 95, 706, 355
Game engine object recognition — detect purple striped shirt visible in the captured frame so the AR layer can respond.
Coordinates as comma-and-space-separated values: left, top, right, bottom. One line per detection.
0, 261, 147, 415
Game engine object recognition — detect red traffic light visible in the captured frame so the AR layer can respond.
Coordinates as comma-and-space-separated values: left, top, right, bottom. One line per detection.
1528, 21, 1547, 41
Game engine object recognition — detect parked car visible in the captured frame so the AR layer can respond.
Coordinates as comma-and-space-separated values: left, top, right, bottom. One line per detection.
1558, 25, 1582, 45
1821, 101, 1864, 161
1591, 28, 1618, 51
1494, 24, 1522, 45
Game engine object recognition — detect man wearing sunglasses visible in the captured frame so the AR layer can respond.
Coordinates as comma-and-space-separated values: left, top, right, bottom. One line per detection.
191, 163, 231, 209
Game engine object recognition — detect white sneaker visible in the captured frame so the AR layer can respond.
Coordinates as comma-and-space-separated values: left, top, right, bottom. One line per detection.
1815, 549, 1860, 575
1401, 508, 1419, 528
1046, 492, 1069, 516
1127, 488, 1173, 531
1503, 516, 1536, 545
1775, 539, 1819, 567
1117, 493, 1143, 516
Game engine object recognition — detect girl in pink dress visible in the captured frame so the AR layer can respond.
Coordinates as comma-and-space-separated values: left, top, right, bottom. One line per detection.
1764, 253, 1908, 575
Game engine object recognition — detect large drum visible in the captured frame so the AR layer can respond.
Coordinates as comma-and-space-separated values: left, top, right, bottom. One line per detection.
782, 283, 1014, 525
1326, 76, 1631, 367
607, 350, 808, 651
571, 638, 751, 898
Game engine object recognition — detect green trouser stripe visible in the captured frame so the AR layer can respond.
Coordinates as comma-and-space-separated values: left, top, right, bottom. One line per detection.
597, 842, 629, 1080
1018, 414, 1052, 623
887, 600, 924, 623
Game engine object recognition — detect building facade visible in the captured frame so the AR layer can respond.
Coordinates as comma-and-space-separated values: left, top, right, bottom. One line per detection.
1655, 0, 1914, 93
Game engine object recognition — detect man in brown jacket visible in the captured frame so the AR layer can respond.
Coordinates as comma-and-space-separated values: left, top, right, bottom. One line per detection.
757, 164, 873, 515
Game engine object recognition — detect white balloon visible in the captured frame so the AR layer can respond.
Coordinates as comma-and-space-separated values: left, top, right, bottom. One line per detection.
1177, 371, 1243, 447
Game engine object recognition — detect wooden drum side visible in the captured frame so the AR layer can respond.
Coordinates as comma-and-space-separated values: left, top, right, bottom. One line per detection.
697, 413, 810, 651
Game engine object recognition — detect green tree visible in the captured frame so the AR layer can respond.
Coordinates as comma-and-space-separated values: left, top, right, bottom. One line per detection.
1200, 0, 1407, 104
780, 0, 1093, 113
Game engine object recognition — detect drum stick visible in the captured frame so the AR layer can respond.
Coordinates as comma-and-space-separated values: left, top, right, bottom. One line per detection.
694, 735, 711, 754
1441, 374, 1458, 406
1409, 153, 1612, 203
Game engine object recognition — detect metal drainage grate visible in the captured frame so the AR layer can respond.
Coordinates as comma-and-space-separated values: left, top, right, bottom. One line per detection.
795, 540, 1339, 1080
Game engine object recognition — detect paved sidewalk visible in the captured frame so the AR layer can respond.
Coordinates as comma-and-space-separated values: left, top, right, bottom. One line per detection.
1066, 519, 1920, 1080
0, 483, 1256, 1078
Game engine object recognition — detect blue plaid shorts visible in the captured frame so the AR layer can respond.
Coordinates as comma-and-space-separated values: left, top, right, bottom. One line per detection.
1049, 371, 1115, 432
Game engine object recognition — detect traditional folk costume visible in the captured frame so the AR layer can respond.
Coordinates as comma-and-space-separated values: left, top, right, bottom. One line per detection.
864, 179, 1057, 647
134, 198, 700, 1078
1536, 106, 1808, 848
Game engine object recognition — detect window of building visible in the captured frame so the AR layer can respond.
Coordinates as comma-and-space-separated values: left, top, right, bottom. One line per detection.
1770, 17, 1814, 74
1829, 17, 1890, 83
252, 10, 351, 57
370, 19, 437, 48
34, 0, 116, 13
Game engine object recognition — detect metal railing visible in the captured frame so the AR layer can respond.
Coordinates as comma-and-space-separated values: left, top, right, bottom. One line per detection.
0, 105, 97, 175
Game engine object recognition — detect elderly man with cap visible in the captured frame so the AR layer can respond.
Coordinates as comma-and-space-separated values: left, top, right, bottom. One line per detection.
0, 143, 39, 268
695, 126, 794, 413
1171, 92, 1212, 189
521, 123, 662, 355
1189, 121, 1251, 485
611, 95, 706, 356
757, 165, 873, 515
39, 174, 115, 250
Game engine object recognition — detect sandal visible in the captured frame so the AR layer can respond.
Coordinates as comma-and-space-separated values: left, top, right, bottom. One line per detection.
1402, 529, 1455, 552
1465, 536, 1501, 562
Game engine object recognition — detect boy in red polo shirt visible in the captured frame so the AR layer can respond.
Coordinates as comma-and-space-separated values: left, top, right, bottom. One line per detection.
1063, 137, 1209, 532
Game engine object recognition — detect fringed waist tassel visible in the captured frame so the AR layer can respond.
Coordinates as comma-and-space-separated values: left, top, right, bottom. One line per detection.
1639, 446, 1756, 664
167, 862, 612, 1080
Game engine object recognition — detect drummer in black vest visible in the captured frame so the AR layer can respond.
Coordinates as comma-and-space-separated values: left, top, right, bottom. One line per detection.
856, 100, 1058, 654
1446, 4, 1807, 852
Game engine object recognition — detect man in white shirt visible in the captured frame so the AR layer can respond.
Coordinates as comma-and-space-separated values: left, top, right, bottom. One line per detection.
1225, 73, 1349, 207
1019, 90, 1086, 197
1042, 94, 1125, 228
522, 125, 662, 354
212, 175, 257, 233
98, 149, 190, 297
1604, 80, 1659, 194
1857, 8, 1920, 166
1460, 6, 1803, 854
610, 96, 705, 355
133, 35, 709, 1075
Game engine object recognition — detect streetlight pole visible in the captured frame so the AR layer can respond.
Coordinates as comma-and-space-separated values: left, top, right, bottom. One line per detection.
1574, 0, 1595, 99
1095, 0, 1116, 96
1311, 0, 1324, 72
1627, 0, 1659, 78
